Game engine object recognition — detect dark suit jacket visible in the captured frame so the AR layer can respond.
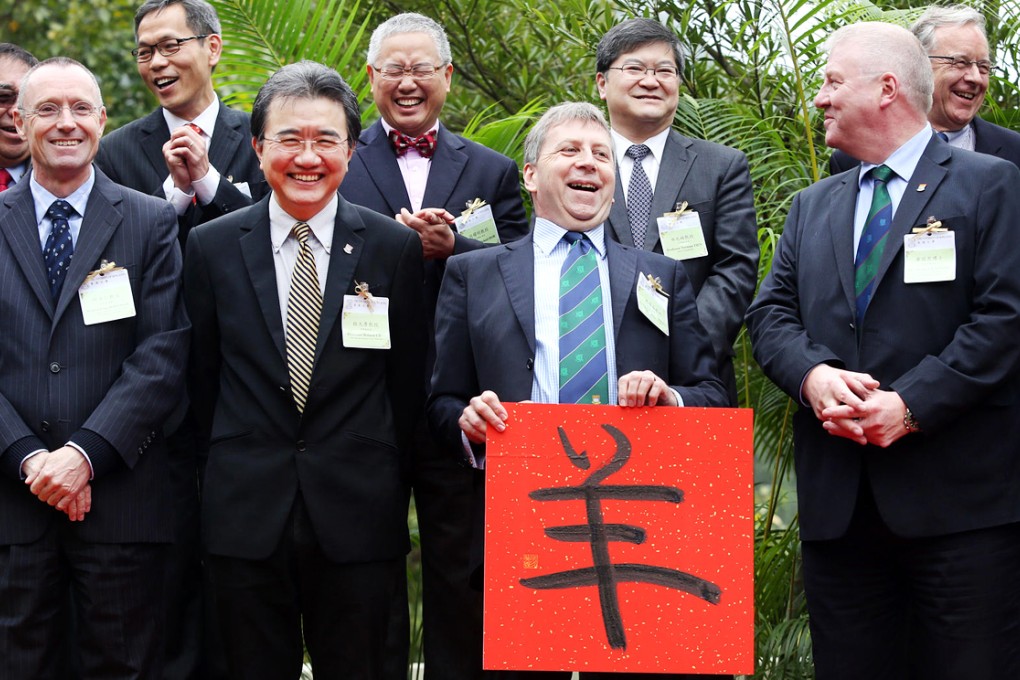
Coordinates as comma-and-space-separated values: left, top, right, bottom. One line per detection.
95, 100, 266, 248
746, 138, 1020, 542
606, 130, 759, 403
829, 115, 1020, 173
0, 168, 189, 545
427, 232, 729, 459
184, 193, 426, 563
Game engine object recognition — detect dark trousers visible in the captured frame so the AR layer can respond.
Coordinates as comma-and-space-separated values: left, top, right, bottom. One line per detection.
802, 481, 1020, 680
208, 493, 406, 680
488, 672, 723, 678
0, 523, 167, 679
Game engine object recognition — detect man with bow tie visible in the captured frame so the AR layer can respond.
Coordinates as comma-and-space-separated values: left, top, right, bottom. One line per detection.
339, 12, 529, 680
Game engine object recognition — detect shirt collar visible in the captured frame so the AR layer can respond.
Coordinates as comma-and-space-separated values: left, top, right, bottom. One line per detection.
859, 124, 932, 188
533, 217, 607, 258
380, 117, 439, 140
610, 126, 670, 164
269, 192, 338, 255
30, 167, 95, 223
163, 97, 220, 137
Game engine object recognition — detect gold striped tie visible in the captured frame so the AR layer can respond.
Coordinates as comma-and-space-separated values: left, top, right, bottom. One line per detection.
285, 222, 322, 413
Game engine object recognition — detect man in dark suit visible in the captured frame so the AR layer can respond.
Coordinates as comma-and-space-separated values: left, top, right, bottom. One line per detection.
595, 18, 758, 406
428, 102, 727, 680
746, 22, 1020, 679
96, 0, 265, 249
830, 5, 1020, 173
1, 57, 188, 679
0, 44, 37, 191
185, 61, 425, 679
339, 12, 529, 679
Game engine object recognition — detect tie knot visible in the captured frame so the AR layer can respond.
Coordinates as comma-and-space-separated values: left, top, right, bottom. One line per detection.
626, 144, 651, 161
562, 230, 591, 252
936, 131, 950, 142
291, 221, 311, 244
187, 122, 204, 136
870, 164, 895, 184
46, 199, 74, 222
389, 129, 437, 158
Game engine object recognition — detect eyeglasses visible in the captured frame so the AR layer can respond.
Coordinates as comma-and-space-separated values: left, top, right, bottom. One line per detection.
132, 35, 209, 63
372, 64, 446, 81
0, 86, 16, 110
263, 136, 352, 155
606, 64, 680, 81
19, 102, 101, 120
928, 55, 996, 75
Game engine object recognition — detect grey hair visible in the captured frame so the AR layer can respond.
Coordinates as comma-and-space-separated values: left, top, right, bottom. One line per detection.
134, 0, 221, 38
912, 5, 986, 53
250, 61, 361, 143
523, 102, 610, 166
826, 22, 933, 115
367, 13, 451, 66
18, 56, 104, 109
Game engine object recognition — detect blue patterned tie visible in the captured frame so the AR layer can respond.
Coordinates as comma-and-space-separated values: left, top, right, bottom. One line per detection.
44, 199, 75, 301
626, 144, 653, 250
854, 165, 895, 322
559, 232, 609, 405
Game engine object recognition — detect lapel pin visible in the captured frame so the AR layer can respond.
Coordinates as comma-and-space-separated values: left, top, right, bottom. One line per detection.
916, 183, 927, 192
343, 243, 354, 254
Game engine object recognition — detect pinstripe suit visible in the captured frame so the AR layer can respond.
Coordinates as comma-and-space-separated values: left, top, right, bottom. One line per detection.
0, 167, 189, 678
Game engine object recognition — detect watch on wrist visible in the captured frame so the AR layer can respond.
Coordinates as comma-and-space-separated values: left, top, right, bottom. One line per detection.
903, 408, 920, 433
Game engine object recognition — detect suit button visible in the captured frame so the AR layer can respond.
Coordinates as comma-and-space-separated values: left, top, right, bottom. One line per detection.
296, 440, 306, 452
526, 358, 534, 370
49, 362, 61, 374
41, 421, 50, 432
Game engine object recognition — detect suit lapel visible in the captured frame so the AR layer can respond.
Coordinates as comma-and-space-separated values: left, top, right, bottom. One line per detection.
240, 201, 287, 361
0, 182, 52, 315
829, 171, 861, 315
606, 239, 636, 341
207, 103, 245, 182
606, 174, 631, 246
645, 131, 694, 252
421, 123, 467, 210
357, 122, 412, 216
315, 196, 365, 364
498, 237, 536, 352
139, 109, 171, 191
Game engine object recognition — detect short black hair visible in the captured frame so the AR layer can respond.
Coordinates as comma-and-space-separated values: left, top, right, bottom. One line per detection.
0, 43, 39, 70
595, 18, 684, 74
134, 0, 221, 37
250, 61, 361, 144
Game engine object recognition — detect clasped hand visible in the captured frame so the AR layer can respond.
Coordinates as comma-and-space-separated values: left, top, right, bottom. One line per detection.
803, 364, 910, 447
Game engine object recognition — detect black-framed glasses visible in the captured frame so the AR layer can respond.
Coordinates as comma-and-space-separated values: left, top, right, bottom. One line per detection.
372, 64, 447, 81
0, 86, 17, 110
263, 135, 352, 155
606, 64, 680, 81
132, 35, 210, 63
928, 55, 996, 75
19, 102, 101, 120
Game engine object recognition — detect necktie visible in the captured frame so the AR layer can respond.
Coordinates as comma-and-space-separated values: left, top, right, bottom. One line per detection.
854, 164, 895, 322
937, 131, 949, 142
559, 232, 609, 405
0, 168, 11, 192
285, 222, 322, 414
44, 200, 75, 301
625, 144, 653, 250
389, 129, 437, 158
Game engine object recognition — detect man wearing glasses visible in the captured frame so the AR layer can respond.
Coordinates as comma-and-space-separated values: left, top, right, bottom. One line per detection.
831, 4, 1020, 172
339, 12, 528, 680
0, 56, 188, 679
596, 18, 759, 409
0, 44, 38, 192
184, 61, 425, 679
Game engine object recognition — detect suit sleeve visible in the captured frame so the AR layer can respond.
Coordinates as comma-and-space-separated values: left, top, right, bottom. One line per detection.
667, 261, 730, 407
76, 200, 190, 475
386, 230, 427, 452
427, 255, 480, 461
694, 150, 758, 359
452, 157, 529, 255
198, 175, 258, 224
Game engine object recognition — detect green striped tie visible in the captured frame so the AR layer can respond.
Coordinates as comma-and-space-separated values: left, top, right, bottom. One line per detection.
559, 232, 609, 404
854, 164, 895, 322
285, 222, 322, 413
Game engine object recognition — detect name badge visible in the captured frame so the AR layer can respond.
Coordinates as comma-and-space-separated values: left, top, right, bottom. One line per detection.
636, 272, 669, 335
903, 231, 955, 283
657, 211, 708, 261
78, 266, 135, 325
454, 202, 499, 244
342, 294, 391, 349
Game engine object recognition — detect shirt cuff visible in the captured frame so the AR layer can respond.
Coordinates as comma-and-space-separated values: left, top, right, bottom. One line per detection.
193, 166, 221, 205
670, 388, 684, 407
2, 435, 48, 480
461, 431, 485, 469
69, 429, 116, 478
65, 441, 95, 480
163, 175, 195, 215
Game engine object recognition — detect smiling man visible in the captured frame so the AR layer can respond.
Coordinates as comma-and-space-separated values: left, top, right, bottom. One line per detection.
595, 19, 758, 408
0, 44, 37, 191
830, 5, 1020, 172
184, 61, 425, 680
427, 103, 726, 680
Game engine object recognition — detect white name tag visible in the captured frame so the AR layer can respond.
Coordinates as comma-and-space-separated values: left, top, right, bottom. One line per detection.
341, 295, 391, 349
903, 231, 955, 283
454, 203, 499, 244
78, 268, 136, 325
636, 272, 669, 336
657, 211, 708, 261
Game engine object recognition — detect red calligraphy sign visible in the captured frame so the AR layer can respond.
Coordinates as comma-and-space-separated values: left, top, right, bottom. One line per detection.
483, 404, 754, 674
